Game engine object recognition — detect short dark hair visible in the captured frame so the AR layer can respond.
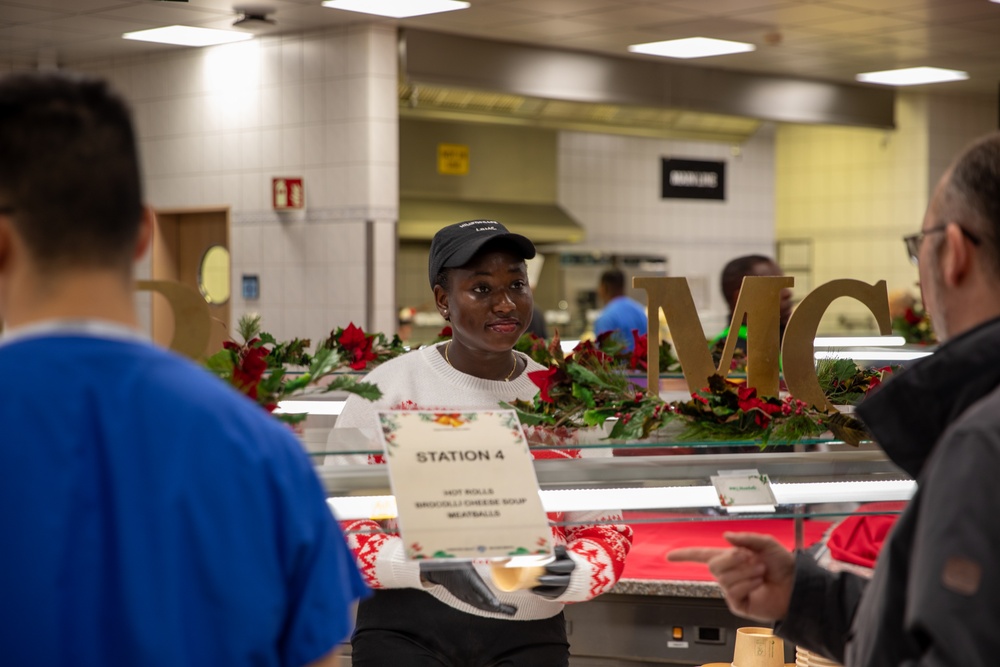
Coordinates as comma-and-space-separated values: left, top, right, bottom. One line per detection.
940, 132, 1000, 278
600, 267, 626, 295
720, 255, 775, 310
0, 71, 143, 271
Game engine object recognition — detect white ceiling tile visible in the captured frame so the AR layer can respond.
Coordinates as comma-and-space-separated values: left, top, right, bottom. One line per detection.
729, 3, 866, 25
662, 0, 801, 13
571, 5, 705, 27
484, 17, 610, 40
498, 0, 629, 17
879, 23, 996, 46
950, 15, 1000, 35
402, 3, 547, 28
624, 16, 776, 41
41, 15, 152, 35
826, 0, 931, 10
0, 23, 92, 41
801, 12, 923, 35
95, 3, 232, 25
893, 1, 1000, 23
0, 3, 65, 23
18, 0, 130, 11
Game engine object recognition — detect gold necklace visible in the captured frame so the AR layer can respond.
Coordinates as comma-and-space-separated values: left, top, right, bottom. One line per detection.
445, 341, 518, 382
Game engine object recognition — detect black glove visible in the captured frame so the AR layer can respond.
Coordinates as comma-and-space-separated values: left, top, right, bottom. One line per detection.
419, 562, 517, 616
531, 545, 576, 599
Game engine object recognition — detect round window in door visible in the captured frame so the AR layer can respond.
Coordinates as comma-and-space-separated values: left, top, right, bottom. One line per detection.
198, 245, 231, 305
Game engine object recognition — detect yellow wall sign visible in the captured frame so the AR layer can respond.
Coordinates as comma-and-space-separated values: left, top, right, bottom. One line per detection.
437, 143, 469, 175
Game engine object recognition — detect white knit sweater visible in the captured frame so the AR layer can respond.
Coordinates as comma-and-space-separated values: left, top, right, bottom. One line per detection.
333, 343, 633, 621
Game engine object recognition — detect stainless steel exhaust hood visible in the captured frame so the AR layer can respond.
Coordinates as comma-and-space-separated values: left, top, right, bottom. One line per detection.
401, 29, 895, 130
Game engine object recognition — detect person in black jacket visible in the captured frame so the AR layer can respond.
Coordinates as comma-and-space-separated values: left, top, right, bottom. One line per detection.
669, 132, 1000, 667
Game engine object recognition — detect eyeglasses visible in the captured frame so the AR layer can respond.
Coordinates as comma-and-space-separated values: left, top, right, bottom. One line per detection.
903, 223, 981, 264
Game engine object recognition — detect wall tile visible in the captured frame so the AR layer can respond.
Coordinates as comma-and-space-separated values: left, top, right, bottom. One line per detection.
240, 172, 266, 212
281, 39, 303, 85
324, 123, 349, 165
241, 224, 263, 265
303, 82, 324, 124
281, 83, 305, 126
304, 225, 332, 264
323, 165, 350, 210
302, 125, 326, 167
261, 127, 282, 169
261, 86, 282, 127
282, 265, 306, 306
283, 307, 307, 341
259, 41, 282, 88
279, 126, 304, 169
237, 129, 263, 171
202, 132, 223, 173
322, 28, 350, 80
302, 35, 326, 82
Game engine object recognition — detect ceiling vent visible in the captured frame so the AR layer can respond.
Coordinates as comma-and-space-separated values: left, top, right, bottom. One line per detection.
233, 5, 277, 30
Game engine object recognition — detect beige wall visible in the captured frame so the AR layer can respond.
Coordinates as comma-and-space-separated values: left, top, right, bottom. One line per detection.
775, 92, 997, 334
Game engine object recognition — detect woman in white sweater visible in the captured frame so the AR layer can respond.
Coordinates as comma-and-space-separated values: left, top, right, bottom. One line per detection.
335, 220, 632, 666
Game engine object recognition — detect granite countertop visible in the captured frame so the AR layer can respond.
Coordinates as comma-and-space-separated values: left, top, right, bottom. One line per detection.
610, 578, 723, 598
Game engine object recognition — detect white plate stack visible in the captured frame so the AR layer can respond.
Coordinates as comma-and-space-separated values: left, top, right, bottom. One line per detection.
795, 647, 842, 667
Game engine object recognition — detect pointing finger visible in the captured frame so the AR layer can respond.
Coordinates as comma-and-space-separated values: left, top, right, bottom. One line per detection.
667, 547, 727, 563
723, 532, 782, 552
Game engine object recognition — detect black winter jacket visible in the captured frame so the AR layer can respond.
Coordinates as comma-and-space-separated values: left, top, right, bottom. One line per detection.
775, 316, 1000, 667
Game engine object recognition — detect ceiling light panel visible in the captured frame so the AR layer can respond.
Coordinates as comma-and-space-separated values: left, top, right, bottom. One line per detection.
123, 26, 253, 47
855, 66, 969, 86
628, 37, 756, 59
321, 0, 470, 19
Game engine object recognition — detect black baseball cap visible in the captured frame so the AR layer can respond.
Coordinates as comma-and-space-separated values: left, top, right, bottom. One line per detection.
428, 219, 536, 288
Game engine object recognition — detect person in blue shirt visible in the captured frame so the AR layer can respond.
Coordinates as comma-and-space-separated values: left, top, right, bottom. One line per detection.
593, 267, 647, 351
0, 70, 368, 667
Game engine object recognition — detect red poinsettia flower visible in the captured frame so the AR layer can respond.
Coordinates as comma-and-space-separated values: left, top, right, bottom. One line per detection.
337, 323, 367, 349
594, 330, 618, 347
437, 325, 453, 339
864, 367, 892, 395
736, 385, 782, 427
570, 339, 612, 365
629, 331, 649, 371
528, 367, 561, 403
338, 323, 377, 370
231, 344, 269, 399
903, 307, 922, 325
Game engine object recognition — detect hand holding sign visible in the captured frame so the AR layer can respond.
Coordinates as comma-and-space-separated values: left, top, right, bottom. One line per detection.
420, 562, 516, 616
531, 545, 576, 599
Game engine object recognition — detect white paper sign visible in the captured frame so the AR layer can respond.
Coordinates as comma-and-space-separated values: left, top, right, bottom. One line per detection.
377, 410, 552, 561
710, 468, 777, 509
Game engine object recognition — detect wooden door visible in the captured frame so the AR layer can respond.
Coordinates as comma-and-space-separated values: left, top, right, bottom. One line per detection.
151, 208, 231, 357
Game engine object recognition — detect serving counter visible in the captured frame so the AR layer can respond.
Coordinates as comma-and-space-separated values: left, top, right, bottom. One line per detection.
312, 431, 909, 666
